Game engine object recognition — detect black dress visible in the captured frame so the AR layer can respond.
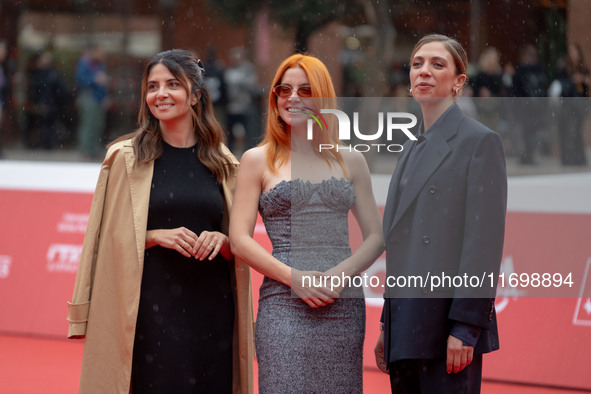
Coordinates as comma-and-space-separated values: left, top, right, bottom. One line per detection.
131, 141, 234, 393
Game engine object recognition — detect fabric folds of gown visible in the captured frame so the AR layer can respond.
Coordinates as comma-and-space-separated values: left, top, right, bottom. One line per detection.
256, 177, 365, 394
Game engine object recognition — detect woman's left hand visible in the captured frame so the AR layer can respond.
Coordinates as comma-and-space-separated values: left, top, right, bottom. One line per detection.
322, 267, 345, 295
193, 231, 232, 261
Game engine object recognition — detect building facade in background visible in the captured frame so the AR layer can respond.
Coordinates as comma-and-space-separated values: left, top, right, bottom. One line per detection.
0, 0, 588, 154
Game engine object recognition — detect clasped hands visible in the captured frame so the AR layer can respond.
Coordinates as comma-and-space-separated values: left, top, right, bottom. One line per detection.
145, 227, 229, 261
291, 269, 345, 308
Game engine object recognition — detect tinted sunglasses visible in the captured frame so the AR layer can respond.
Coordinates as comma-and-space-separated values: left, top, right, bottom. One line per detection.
273, 84, 313, 98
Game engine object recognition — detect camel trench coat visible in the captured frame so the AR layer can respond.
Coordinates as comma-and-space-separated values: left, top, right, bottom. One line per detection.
67, 138, 254, 393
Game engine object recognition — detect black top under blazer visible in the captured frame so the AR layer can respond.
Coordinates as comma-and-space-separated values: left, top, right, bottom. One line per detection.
381, 103, 508, 363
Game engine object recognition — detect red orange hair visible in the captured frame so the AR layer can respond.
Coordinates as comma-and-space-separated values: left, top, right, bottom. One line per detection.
259, 54, 346, 175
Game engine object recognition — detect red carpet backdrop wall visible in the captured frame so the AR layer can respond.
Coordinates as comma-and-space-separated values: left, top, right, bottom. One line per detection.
0, 162, 590, 390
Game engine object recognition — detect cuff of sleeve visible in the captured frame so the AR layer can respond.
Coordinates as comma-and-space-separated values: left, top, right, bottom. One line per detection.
67, 301, 90, 338
450, 321, 481, 347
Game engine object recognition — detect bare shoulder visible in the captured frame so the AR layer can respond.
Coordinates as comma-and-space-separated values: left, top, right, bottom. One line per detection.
238, 145, 268, 173
340, 148, 367, 165
339, 148, 370, 180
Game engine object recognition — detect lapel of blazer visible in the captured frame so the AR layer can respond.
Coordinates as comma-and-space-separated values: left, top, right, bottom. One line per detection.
382, 138, 414, 234
385, 104, 464, 235
123, 143, 154, 269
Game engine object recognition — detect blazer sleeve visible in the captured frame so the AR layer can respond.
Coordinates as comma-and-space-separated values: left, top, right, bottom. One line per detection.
66, 153, 113, 338
448, 129, 508, 329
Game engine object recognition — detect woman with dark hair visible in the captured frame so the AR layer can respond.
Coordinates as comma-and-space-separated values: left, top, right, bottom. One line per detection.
230, 53, 383, 393
67, 49, 254, 394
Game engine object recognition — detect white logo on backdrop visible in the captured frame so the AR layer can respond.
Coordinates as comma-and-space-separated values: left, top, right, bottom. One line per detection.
573, 257, 591, 327
46, 244, 82, 273
0, 255, 12, 279
57, 213, 89, 234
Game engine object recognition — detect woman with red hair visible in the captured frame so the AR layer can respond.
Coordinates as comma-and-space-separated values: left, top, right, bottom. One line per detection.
230, 54, 384, 392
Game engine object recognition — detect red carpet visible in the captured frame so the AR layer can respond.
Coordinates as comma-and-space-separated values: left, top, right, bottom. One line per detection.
0, 334, 586, 393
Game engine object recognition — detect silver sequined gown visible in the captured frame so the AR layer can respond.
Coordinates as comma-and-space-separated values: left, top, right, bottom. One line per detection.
256, 177, 365, 394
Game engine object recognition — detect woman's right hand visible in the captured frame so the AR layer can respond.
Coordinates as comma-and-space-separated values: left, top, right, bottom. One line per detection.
290, 269, 339, 308
374, 331, 389, 374
145, 227, 198, 258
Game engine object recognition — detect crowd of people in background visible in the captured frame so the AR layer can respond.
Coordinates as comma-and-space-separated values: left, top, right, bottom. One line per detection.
0, 42, 265, 160
25, 49, 70, 150
0, 40, 588, 166
467, 43, 588, 166
0, 39, 10, 156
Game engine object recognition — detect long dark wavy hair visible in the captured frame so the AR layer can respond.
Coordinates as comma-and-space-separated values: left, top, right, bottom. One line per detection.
112, 49, 233, 182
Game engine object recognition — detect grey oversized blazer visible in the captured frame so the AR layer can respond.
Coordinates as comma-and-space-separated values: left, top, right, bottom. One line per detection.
381, 103, 507, 362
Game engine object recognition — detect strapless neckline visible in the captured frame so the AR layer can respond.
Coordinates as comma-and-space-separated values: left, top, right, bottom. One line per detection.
258, 177, 355, 218
261, 177, 352, 198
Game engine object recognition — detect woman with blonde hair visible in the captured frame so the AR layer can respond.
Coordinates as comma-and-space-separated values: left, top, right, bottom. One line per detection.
230, 54, 383, 393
